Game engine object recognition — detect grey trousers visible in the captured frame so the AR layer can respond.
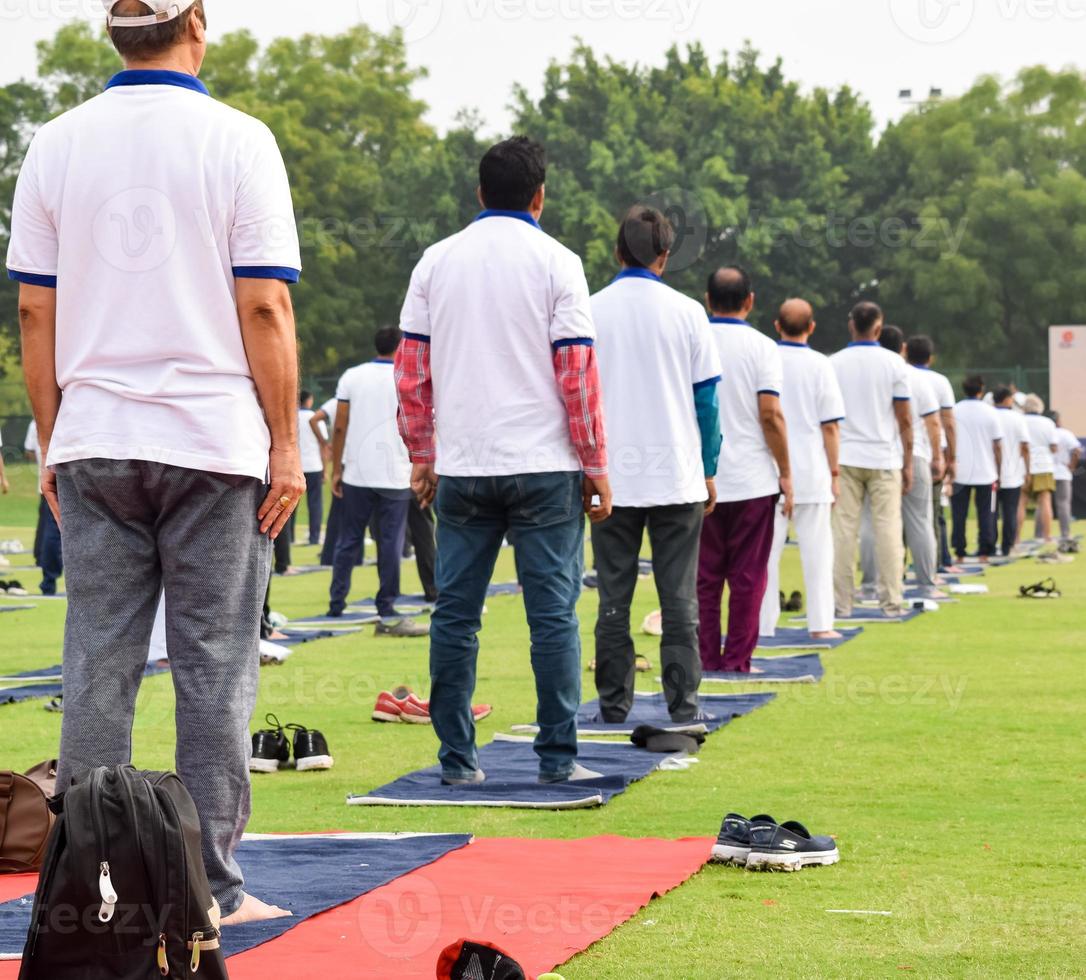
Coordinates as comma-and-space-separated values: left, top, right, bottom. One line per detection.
1053, 480, 1074, 542
903, 457, 936, 590
55, 459, 270, 917
592, 503, 704, 722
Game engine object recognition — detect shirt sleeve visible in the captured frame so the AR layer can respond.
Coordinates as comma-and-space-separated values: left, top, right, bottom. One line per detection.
937, 375, 956, 410
395, 337, 435, 463
988, 407, 1003, 442
549, 251, 596, 348
6, 136, 58, 287
230, 124, 302, 282
757, 342, 783, 396
334, 371, 351, 403
917, 375, 940, 417
893, 359, 911, 401
818, 361, 847, 423
553, 343, 607, 477
689, 316, 722, 388
400, 253, 433, 342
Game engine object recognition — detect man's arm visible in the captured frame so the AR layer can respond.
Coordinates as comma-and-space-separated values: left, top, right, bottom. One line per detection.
235, 278, 306, 539
19, 284, 60, 516
0, 455, 7, 495
925, 413, 945, 480
759, 393, 793, 517
395, 335, 439, 509
329, 402, 350, 499
553, 342, 611, 522
993, 439, 1003, 481
940, 407, 957, 481
894, 399, 914, 493
693, 379, 722, 514
821, 420, 841, 502
1021, 441, 1031, 481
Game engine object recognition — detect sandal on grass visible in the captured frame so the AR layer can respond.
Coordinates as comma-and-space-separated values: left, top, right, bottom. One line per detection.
1019, 579, 1061, 599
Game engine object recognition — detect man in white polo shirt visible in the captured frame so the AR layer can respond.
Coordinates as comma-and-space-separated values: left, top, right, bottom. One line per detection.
327, 326, 427, 637
8, 0, 302, 924
699, 267, 792, 674
951, 376, 1003, 561
830, 302, 913, 619
992, 386, 1031, 555
297, 390, 326, 546
591, 206, 721, 722
396, 137, 612, 785
759, 299, 844, 640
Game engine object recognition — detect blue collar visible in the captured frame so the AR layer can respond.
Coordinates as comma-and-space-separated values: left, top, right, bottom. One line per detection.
915, 364, 932, 370
995, 405, 1012, 410
848, 340, 880, 347
105, 69, 209, 96
778, 341, 809, 348
475, 209, 541, 229
373, 358, 394, 365
613, 267, 662, 284
709, 316, 749, 326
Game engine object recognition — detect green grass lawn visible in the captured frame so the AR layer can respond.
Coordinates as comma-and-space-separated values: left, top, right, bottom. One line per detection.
1, 460, 1083, 977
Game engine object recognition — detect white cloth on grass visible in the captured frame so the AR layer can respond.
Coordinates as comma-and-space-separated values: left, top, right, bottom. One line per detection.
591, 273, 720, 507
831, 342, 912, 471
6, 71, 301, 480
708, 318, 783, 503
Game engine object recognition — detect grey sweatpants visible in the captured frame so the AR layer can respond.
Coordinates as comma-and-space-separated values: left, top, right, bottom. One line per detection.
1053, 479, 1074, 542
55, 459, 270, 916
591, 502, 704, 722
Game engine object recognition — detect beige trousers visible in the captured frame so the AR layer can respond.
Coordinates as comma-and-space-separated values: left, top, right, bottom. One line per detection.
832, 465, 905, 616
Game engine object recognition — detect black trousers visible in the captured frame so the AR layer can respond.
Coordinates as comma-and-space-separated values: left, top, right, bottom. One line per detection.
304, 471, 323, 545
996, 487, 1022, 557
951, 483, 997, 559
408, 499, 438, 600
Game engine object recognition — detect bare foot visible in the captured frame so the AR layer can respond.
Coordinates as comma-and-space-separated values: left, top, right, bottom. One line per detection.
221, 894, 293, 926
810, 630, 843, 640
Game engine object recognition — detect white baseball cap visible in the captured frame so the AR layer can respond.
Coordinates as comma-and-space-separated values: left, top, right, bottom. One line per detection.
102, 0, 198, 28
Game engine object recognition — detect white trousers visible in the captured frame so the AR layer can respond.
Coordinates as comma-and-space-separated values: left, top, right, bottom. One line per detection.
759, 502, 836, 636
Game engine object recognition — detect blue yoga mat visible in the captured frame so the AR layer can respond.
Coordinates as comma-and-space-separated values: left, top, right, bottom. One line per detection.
902, 588, 957, 603
278, 628, 361, 647
514, 690, 776, 736
702, 654, 824, 684
349, 598, 432, 616
0, 833, 471, 959
0, 663, 169, 706
487, 582, 522, 597
0, 605, 35, 614
290, 611, 382, 628
792, 607, 924, 625
348, 737, 667, 810
754, 627, 863, 651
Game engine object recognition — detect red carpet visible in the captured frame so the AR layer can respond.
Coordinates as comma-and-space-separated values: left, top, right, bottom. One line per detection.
0, 836, 712, 979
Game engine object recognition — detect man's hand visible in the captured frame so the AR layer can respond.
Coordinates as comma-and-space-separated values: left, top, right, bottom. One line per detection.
583, 474, 612, 524
0, 473, 8, 495
411, 463, 438, 509
258, 446, 306, 539
41, 468, 59, 524
931, 455, 946, 483
331, 465, 345, 500
831, 475, 841, 506
945, 459, 956, 485
902, 465, 914, 495
779, 475, 795, 519
704, 477, 717, 516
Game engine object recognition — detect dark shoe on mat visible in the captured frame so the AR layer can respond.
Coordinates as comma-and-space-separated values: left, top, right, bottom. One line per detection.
630, 725, 705, 754
746, 818, 839, 871
375, 617, 430, 638
441, 769, 486, 787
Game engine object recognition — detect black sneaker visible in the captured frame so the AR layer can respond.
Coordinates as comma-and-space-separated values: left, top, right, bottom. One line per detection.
288, 724, 334, 771
746, 818, 840, 871
249, 713, 290, 774
711, 813, 777, 866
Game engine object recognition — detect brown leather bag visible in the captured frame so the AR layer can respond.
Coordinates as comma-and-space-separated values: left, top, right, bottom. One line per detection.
0, 770, 54, 873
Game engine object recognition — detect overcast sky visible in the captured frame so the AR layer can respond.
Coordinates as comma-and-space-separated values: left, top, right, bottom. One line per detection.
1, 0, 1084, 135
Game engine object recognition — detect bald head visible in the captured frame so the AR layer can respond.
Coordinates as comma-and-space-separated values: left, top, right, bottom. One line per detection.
777, 299, 815, 339
706, 265, 754, 318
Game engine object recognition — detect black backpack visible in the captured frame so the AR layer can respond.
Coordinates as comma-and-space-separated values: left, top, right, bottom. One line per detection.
18, 766, 229, 979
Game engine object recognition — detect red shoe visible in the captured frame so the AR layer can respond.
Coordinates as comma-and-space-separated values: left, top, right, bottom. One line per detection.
399, 695, 492, 725
372, 690, 408, 723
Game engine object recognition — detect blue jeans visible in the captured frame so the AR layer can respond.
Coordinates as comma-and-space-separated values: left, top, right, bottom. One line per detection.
329, 485, 409, 618
430, 471, 585, 780
38, 498, 63, 595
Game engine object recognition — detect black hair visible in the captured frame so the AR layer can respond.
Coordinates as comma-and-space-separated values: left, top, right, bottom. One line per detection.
108, 0, 206, 60
616, 206, 676, 269
963, 374, 985, 398
906, 335, 934, 366
706, 266, 753, 314
778, 306, 814, 338
849, 301, 883, 337
478, 136, 546, 212
992, 386, 1014, 405
300, 389, 312, 406
374, 326, 402, 357
879, 324, 905, 354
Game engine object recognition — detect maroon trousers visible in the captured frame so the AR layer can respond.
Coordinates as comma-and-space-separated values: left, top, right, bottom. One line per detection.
698, 493, 779, 673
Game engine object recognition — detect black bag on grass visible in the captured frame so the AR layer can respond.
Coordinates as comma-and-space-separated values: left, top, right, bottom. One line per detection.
19, 766, 228, 979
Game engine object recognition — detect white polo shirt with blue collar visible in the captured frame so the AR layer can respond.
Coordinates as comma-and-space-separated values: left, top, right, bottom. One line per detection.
708, 316, 784, 503
5, 69, 301, 480
831, 341, 912, 471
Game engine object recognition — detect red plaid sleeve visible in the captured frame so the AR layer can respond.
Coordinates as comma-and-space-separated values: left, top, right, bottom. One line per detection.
394, 336, 435, 463
553, 341, 607, 478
